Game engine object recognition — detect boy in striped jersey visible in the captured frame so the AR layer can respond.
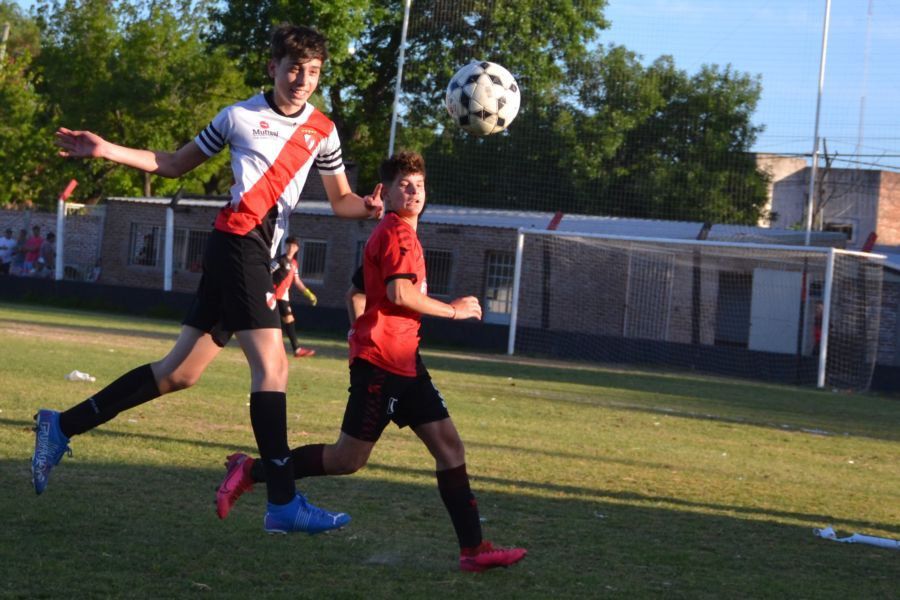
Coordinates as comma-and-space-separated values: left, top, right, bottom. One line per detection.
33, 25, 381, 535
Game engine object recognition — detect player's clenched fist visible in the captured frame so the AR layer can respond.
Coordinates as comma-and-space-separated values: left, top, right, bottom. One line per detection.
450, 296, 482, 321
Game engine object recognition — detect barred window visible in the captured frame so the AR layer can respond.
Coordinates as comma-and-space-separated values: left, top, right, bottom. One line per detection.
128, 223, 160, 267
174, 229, 208, 273
300, 240, 328, 283
424, 249, 453, 296
484, 251, 515, 323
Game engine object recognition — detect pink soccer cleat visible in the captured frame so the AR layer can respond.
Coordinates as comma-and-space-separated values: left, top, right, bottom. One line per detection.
216, 453, 255, 519
459, 541, 527, 573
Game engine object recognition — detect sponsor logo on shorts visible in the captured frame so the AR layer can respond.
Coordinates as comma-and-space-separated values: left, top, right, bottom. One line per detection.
387, 397, 398, 415
266, 291, 276, 310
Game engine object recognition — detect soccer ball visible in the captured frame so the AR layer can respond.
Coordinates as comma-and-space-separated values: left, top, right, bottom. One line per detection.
445, 61, 521, 136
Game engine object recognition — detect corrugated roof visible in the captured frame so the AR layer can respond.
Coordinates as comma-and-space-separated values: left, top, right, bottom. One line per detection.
107, 197, 845, 245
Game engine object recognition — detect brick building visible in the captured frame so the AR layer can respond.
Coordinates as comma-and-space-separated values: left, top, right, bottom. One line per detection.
4, 194, 899, 391
757, 154, 900, 249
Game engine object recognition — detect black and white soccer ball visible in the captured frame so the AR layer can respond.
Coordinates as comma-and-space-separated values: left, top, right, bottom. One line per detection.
445, 61, 520, 136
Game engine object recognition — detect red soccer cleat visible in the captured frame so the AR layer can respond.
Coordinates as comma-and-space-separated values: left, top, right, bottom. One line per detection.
294, 347, 316, 358
216, 453, 255, 519
459, 541, 527, 573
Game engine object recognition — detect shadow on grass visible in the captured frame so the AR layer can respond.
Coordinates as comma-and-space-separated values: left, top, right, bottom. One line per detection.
2, 458, 897, 599
5, 416, 897, 540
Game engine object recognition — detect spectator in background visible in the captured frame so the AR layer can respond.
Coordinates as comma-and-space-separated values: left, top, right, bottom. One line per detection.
136, 233, 156, 266
36, 232, 56, 277
0, 228, 15, 275
10, 229, 28, 275
23, 225, 43, 274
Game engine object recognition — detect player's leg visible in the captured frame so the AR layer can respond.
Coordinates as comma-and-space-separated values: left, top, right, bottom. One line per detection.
233, 328, 347, 534
216, 358, 391, 520
32, 326, 221, 495
278, 300, 314, 358
410, 370, 526, 572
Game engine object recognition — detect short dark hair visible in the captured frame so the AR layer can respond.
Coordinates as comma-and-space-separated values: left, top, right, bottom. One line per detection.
271, 24, 328, 63
284, 236, 299, 246
379, 151, 426, 185
46, 232, 55, 240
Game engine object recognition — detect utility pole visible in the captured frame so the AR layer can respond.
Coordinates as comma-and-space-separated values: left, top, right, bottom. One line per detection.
804, 0, 832, 246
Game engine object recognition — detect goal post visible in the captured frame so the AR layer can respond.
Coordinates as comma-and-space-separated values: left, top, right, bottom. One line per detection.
508, 229, 885, 390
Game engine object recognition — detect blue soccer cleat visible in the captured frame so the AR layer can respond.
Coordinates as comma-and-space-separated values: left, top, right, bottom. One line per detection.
263, 493, 350, 535
31, 409, 72, 495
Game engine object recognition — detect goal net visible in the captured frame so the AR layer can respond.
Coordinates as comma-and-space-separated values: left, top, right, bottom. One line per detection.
508, 231, 885, 390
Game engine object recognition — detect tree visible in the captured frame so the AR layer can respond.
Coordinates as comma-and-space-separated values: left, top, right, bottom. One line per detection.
587, 55, 769, 223
0, 2, 51, 206
206, 0, 608, 191
29, 0, 251, 205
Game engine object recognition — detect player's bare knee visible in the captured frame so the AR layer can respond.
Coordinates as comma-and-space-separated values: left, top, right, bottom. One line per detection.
331, 453, 367, 475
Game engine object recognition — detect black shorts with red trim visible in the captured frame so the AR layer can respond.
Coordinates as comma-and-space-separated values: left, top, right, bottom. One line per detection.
182, 229, 280, 346
341, 356, 450, 442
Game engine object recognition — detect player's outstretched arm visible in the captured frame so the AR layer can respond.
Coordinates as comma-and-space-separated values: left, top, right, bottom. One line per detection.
55, 127, 208, 178
387, 278, 482, 321
321, 173, 383, 219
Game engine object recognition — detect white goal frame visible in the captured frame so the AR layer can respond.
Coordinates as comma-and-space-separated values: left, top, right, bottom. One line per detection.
507, 228, 885, 389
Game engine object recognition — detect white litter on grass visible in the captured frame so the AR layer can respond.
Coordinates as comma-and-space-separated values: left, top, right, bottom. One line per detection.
814, 526, 900, 550
64, 370, 96, 382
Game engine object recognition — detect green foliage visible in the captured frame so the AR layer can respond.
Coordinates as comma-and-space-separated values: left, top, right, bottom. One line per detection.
0, 45, 53, 205
20, 0, 250, 205
5, 0, 770, 222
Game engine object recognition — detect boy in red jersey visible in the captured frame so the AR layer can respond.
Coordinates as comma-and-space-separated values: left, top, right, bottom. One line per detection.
272, 236, 318, 358
216, 152, 527, 571
32, 25, 381, 535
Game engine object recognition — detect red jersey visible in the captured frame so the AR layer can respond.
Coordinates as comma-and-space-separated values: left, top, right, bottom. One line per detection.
350, 212, 427, 377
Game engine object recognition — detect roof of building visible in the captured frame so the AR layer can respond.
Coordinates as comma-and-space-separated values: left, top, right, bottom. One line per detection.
107, 196, 847, 246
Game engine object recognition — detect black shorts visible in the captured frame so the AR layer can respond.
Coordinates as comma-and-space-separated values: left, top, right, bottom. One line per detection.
276, 299, 293, 318
341, 356, 450, 442
182, 229, 280, 346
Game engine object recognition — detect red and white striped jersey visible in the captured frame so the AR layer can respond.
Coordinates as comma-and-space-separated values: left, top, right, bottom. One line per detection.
194, 92, 345, 257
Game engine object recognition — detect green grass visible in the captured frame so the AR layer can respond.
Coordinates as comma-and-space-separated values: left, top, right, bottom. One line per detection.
1, 302, 898, 599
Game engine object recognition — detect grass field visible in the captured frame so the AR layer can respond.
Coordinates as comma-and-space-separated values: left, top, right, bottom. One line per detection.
1, 302, 898, 599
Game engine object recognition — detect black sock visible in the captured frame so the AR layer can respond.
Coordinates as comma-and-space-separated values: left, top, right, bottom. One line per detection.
59, 364, 161, 438
250, 443, 326, 483
249, 391, 295, 505
437, 463, 482, 550
282, 321, 300, 352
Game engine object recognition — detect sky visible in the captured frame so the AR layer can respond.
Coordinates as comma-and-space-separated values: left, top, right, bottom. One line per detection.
601, 0, 900, 170
10, 0, 900, 170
